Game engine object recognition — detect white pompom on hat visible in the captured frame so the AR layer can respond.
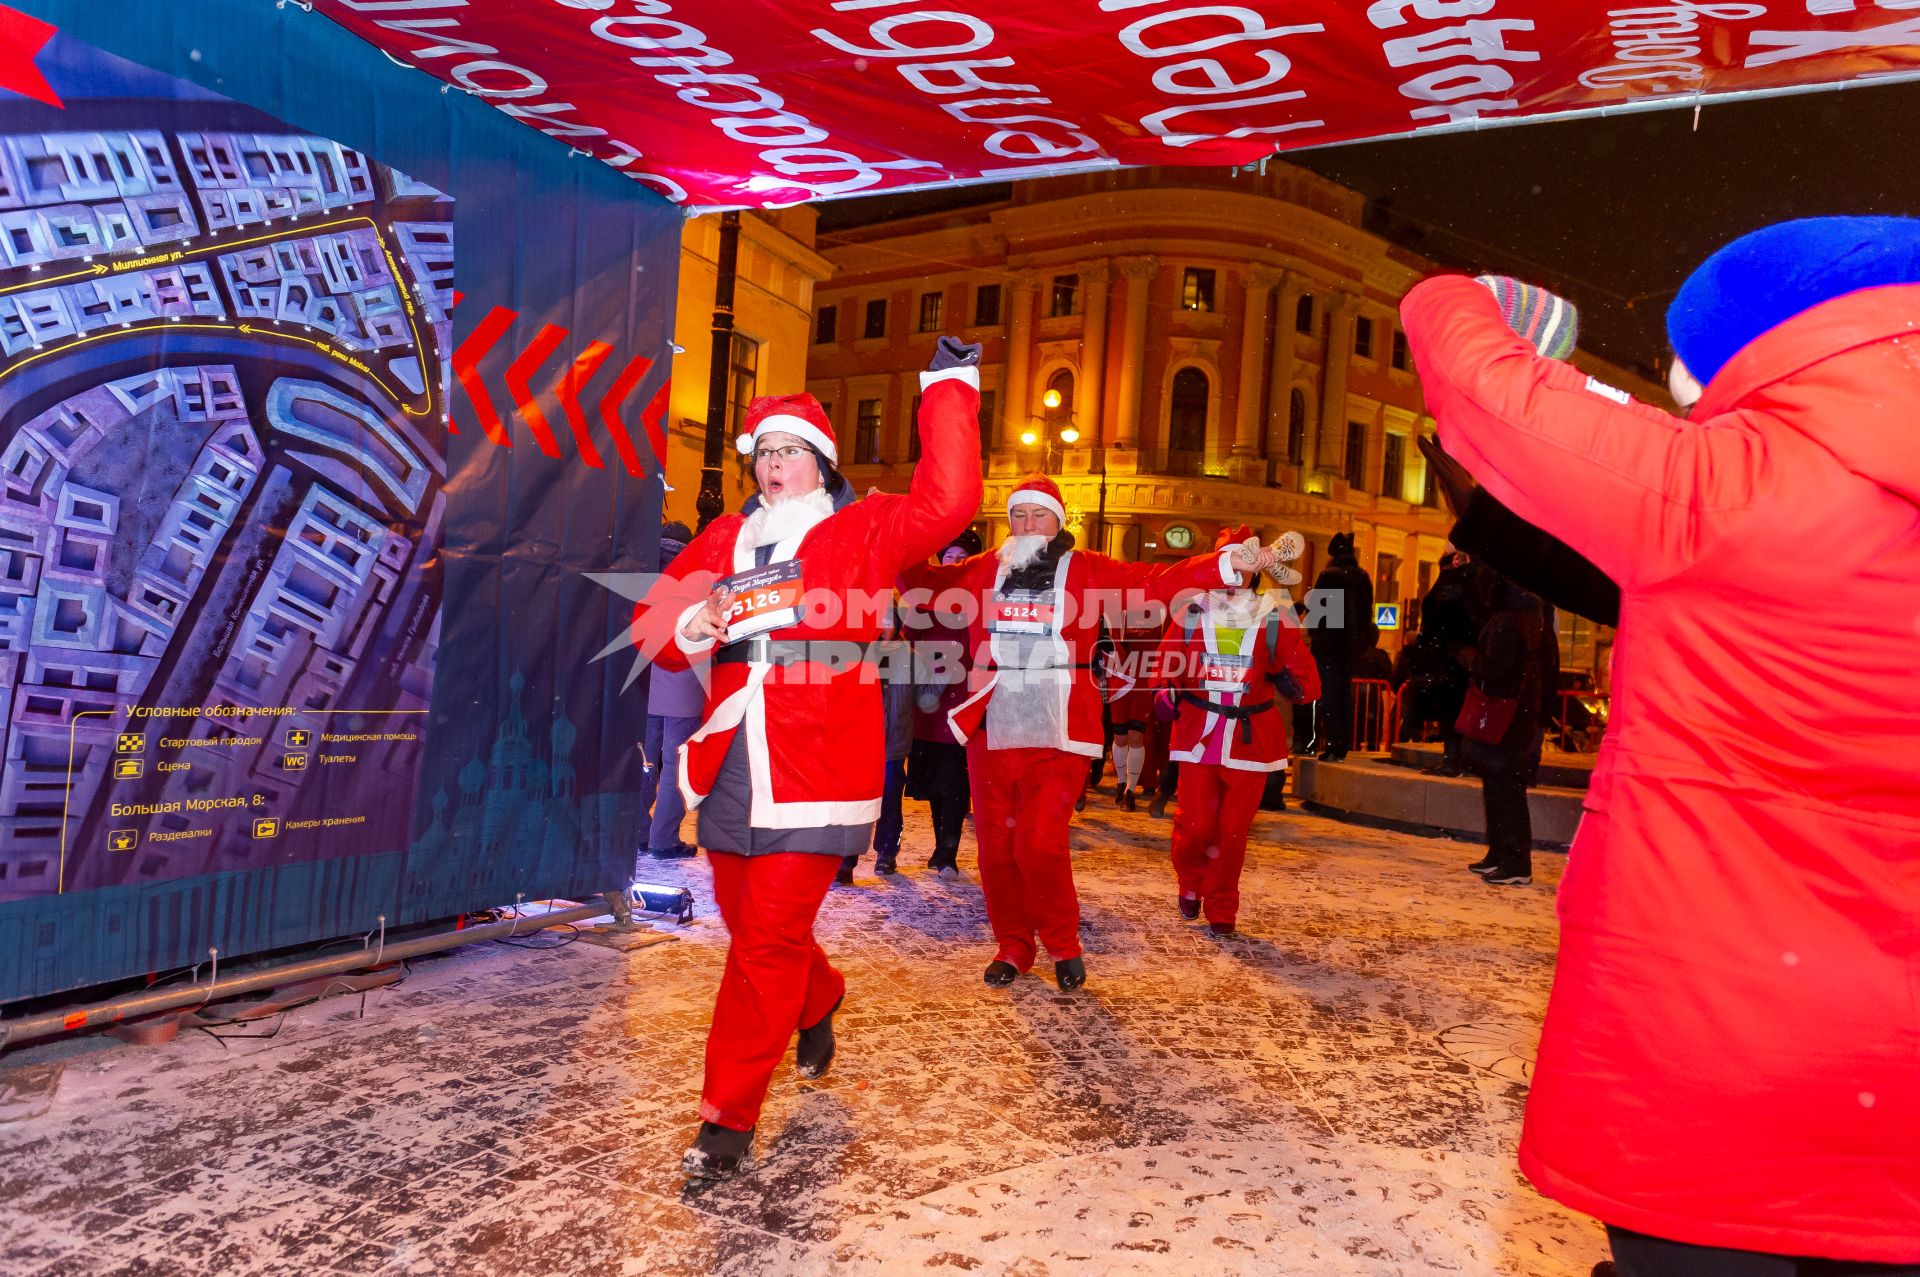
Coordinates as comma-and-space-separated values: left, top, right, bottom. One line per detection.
736, 393, 837, 466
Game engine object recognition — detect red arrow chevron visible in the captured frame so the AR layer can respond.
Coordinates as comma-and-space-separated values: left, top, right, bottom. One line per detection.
599, 355, 652, 478
555, 341, 612, 471
640, 378, 671, 472
452, 305, 515, 446
505, 322, 566, 458
0, 7, 61, 109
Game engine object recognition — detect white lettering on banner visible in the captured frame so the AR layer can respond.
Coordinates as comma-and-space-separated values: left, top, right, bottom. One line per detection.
499, 101, 609, 142
812, 3, 1106, 169
1365, 0, 1538, 125
450, 60, 549, 98
337, 0, 469, 11
1095, 1, 1328, 148
1746, 12, 1920, 65
325, 0, 686, 199
575, 1, 939, 200
1578, 4, 1768, 95
372, 17, 498, 59
1367, 1, 1496, 28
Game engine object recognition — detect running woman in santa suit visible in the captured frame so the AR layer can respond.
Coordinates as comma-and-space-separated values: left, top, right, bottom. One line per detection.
1150, 526, 1320, 936
634, 338, 983, 1181
901, 476, 1282, 990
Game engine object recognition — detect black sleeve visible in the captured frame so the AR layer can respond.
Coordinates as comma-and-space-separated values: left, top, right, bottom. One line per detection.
1451, 490, 1622, 627
1476, 615, 1528, 699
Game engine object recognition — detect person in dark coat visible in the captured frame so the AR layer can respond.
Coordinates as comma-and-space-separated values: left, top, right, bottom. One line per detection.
1401, 550, 1479, 774
904, 530, 980, 874
1462, 575, 1551, 885
1307, 531, 1375, 762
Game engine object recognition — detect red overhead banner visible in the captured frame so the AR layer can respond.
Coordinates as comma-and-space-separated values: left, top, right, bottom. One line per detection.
315, 1, 1920, 208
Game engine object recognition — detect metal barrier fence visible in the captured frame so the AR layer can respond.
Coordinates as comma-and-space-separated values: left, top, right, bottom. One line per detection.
1352, 678, 1397, 753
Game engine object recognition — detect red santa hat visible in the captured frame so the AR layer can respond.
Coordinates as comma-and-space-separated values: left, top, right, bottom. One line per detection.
1006, 473, 1065, 524
735, 393, 837, 466
1214, 524, 1255, 551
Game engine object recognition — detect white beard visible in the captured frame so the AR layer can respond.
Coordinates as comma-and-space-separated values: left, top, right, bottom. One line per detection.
1205, 588, 1262, 628
997, 534, 1049, 571
742, 486, 834, 548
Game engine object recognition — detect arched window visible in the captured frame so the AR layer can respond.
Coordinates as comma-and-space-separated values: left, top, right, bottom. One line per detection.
1043, 368, 1075, 432
1168, 367, 1209, 456
1287, 388, 1309, 465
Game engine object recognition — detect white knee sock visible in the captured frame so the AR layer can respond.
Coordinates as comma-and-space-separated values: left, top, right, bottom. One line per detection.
1120, 744, 1144, 789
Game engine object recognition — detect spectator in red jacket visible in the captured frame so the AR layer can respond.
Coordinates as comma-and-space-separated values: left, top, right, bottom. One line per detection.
1401, 218, 1920, 1274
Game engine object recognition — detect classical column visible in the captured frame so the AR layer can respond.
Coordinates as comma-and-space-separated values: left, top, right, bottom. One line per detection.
1000, 272, 1037, 451
1078, 262, 1112, 444
1269, 271, 1300, 459
1232, 264, 1281, 460
1316, 291, 1358, 472
1112, 256, 1156, 451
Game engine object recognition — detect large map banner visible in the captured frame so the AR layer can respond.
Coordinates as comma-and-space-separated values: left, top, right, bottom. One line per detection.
0, 2, 677, 1004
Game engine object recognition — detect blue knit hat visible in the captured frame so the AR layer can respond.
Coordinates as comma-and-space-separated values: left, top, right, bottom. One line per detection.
1667, 216, 1920, 387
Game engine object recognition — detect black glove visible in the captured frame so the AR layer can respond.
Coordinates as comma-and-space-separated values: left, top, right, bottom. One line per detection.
1271, 669, 1309, 704
929, 336, 982, 372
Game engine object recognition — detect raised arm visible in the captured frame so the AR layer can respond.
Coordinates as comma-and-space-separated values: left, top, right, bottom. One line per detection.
867, 338, 985, 575
1400, 275, 1764, 592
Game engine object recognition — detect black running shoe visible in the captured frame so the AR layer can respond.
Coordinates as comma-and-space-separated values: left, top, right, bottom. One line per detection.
983, 960, 1019, 987
795, 994, 842, 1079
1053, 956, 1086, 990
681, 1122, 754, 1180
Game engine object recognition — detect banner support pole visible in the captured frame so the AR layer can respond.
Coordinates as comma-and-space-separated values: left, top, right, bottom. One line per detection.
696, 210, 742, 530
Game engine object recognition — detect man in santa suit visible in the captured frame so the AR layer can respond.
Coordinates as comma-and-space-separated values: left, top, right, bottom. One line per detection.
634, 338, 982, 1180
901, 477, 1281, 990
1152, 526, 1321, 935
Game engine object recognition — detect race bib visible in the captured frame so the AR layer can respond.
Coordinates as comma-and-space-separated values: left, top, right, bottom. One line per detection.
987, 587, 1056, 636
1200, 650, 1252, 693
720, 560, 805, 643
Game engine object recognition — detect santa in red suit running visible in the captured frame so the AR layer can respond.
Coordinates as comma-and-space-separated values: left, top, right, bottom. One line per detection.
634, 338, 983, 1181
1151, 526, 1320, 935
901, 477, 1281, 990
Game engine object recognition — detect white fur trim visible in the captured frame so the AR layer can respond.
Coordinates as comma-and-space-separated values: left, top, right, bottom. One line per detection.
743, 687, 882, 829
1007, 489, 1065, 524
737, 413, 838, 465
919, 365, 980, 391
1215, 547, 1242, 586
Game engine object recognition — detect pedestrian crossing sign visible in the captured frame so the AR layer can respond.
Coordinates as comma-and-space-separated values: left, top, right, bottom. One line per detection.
1375, 604, 1400, 630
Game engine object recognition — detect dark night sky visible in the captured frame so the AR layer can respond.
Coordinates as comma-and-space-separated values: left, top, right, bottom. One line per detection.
818, 80, 1920, 377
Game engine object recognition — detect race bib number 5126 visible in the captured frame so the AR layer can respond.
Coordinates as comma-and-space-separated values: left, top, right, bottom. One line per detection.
721, 560, 805, 643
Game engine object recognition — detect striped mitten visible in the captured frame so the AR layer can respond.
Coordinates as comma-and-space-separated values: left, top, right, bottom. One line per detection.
1474, 275, 1579, 360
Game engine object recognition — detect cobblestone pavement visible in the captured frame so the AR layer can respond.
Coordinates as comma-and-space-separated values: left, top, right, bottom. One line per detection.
0, 799, 1606, 1276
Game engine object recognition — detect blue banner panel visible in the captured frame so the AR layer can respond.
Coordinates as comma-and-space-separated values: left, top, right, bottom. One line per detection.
0, 2, 676, 1004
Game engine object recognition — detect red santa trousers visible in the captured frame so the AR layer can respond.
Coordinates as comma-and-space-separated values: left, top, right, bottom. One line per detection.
966, 739, 1090, 968
700, 850, 845, 1131
1169, 764, 1268, 927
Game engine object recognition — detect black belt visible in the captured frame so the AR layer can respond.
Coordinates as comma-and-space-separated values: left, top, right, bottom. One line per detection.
714, 637, 815, 667
1178, 691, 1277, 742
983, 661, 1095, 673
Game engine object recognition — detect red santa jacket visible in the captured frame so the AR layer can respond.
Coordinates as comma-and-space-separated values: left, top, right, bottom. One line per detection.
1151, 592, 1320, 773
1403, 275, 1920, 1262
901, 546, 1239, 757
634, 369, 981, 830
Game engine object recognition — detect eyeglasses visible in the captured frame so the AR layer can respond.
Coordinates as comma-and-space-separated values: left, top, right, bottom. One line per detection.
753, 444, 812, 464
